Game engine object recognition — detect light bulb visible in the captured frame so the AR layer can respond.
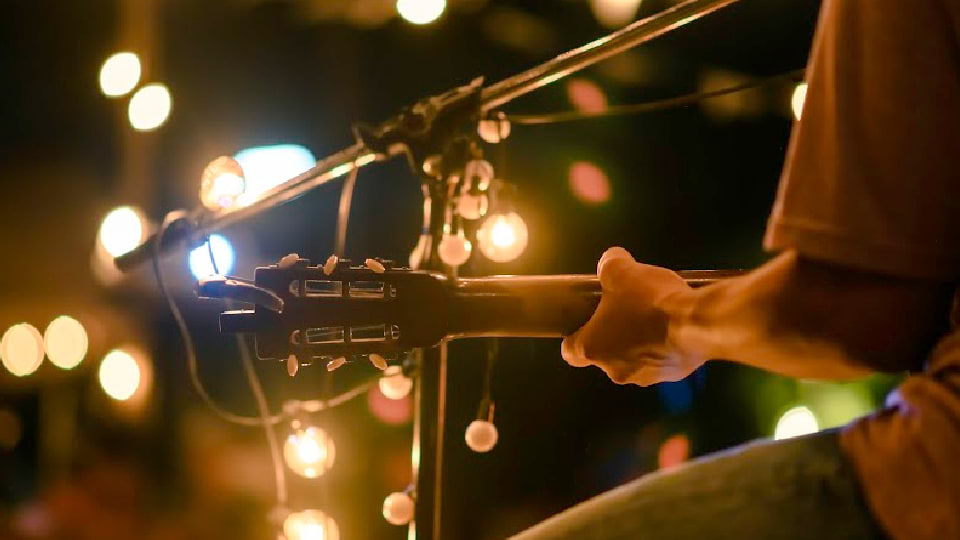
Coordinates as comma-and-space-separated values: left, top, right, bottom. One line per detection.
99, 349, 141, 401
283, 509, 339, 540
396, 0, 445, 25
128, 83, 172, 131
379, 366, 413, 400
465, 419, 498, 453
382, 492, 415, 526
791, 82, 808, 121
99, 206, 147, 258
43, 316, 88, 370
477, 112, 511, 144
99, 52, 141, 97
188, 234, 235, 279
457, 192, 488, 220
774, 405, 819, 440
476, 212, 528, 263
200, 156, 246, 211
464, 160, 493, 190
1, 324, 44, 377
283, 425, 335, 478
438, 232, 472, 266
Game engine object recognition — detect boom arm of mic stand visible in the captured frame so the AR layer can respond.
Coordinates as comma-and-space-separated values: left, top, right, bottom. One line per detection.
113, 0, 742, 273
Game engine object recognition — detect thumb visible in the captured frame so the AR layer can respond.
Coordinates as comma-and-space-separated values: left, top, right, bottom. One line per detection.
598, 247, 636, 291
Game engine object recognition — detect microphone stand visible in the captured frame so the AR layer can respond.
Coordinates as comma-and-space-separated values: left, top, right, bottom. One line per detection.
113, 1, 743, 538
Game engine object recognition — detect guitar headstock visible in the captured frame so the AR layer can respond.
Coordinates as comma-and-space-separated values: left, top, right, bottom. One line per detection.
207, 256, 451, 364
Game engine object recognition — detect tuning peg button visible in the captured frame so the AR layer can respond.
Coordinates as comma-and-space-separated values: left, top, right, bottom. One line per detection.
287, 354, 299, 377
322, 254, 339, 275
326, 357, 347, 372
365, 258, 386, 273
369, 353, 388, 371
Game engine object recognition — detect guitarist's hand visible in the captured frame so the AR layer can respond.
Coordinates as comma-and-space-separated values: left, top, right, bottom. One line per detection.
561, 247, 706, 386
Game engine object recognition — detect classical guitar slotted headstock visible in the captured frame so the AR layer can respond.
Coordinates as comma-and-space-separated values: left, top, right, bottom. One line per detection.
209, 256, 451, 364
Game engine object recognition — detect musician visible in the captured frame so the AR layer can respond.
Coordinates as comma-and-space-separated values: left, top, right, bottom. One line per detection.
514, 0, 960, 538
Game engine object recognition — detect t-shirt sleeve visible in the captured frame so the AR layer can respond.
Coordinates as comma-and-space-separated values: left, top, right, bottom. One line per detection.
764, 0, 960, 280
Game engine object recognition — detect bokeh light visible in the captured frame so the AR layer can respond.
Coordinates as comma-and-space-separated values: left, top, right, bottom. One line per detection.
566, 78, 608, 114
283, 509, 339, 540
1, 324, 44, 377
773, 405, 819, 440
127, 83, 172, 131
657, 433, 690, 470
98, 52, 141, 97
438, 232, 472, 266
476, 212, 528, 263
791, 82, 808, 121
368, 384, 413, 425
188, 234, 235, 279
99, 349, 141, 401
568, 161, 611, 205
464, 420, 498, 453
382, 492, 415, 526
43, 316, 87, 370
98, 206, 147, 258
199, 156, 246, 211
234, 145, 316, 206
590, 0, 643, 29
396, 0, 446, 25
379, 366, 413, 400
283, 425, 336, 478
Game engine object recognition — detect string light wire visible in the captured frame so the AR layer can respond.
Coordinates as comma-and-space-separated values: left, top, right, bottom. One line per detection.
507, 68, 805, 125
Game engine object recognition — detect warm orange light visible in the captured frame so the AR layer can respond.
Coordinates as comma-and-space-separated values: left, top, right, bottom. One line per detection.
99, 52, 141, 97
128, 83, 172, 131
283, 509, 339, 540
99, 349, 141, 401
200, 156, 246, 211
283, 425, 336, 478
476, 212, 528, 263
1, 324, 44, 377
657, 433, 690, 470
791, 82, 808, 121
589, 0, 644, 29
568, 161, 611, 205
43, 316, 88, 370
566, 78, 608, 115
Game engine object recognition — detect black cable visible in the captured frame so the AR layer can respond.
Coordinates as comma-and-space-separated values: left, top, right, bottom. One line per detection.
152, 213, 280, 426
334, 159, 361, 257
507, 68, 806, 125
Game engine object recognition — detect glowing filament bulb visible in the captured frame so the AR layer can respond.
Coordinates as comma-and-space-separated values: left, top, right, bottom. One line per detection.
1, 324, 44, 377
382, 492, 415, 526
43, 316, 88, 370
396, 0, 446, 24
283, 509, 339, 540
99, 206, 147, 258
438, 231, 472, 266
379, 366, 413, 400
465, 420, 498, 453
99, 349, 141, 401
200, 156, 246, 211
99, 52, 141, 97
476, 212, 528, 263
774, 405, 819, 440
791, 82, 808, 121
283, 425, 335, 478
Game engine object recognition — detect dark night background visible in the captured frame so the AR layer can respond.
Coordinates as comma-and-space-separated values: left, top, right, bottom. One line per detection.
0, 1, 899, 539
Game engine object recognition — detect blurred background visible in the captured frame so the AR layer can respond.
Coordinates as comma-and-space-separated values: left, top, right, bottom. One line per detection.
0, 0, 900, 538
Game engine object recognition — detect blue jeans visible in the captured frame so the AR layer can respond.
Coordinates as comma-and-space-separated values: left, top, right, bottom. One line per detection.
511, 430, 887, 539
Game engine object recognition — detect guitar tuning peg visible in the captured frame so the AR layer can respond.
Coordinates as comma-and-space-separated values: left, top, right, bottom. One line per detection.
278, 253, 302, 269
369, 353, 388, 371
364, 258, 386, 273
326, 357, 347, 372
287, 354, 299, 377
322, 254, 338, 275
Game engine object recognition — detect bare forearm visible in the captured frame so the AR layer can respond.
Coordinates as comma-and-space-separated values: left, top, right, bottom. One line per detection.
664, 251, 951, 379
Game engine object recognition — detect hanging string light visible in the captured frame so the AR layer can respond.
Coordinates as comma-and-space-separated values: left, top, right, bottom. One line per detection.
282, 509, 339, 540
283, 420, 336, 479
379, 365, 414, 400
382, 490, 416, 526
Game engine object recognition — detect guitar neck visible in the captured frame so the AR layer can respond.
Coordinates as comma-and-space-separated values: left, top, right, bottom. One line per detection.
446, 270, 743, 339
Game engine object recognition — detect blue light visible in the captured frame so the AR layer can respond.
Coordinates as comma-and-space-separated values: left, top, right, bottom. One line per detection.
189, 234, 235, 279
234, 144, 316, 205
